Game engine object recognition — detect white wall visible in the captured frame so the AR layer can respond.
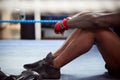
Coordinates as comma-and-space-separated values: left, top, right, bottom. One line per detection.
0, 0, 120, 13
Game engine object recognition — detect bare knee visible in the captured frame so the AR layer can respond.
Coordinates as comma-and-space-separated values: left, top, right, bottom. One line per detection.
94, 28, 112, 39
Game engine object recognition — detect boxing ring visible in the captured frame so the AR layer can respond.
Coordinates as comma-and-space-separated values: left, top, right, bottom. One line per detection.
0, 40, 118, 80
0, 0, 120, 80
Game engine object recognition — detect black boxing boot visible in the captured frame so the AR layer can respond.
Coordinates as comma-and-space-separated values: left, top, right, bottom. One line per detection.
0, 70, 8, 80
0, 69, 14, 80
33, 58, 60, 79
12, 70, 42, 80
24, 52, 55, 70
24, 52, 60, 79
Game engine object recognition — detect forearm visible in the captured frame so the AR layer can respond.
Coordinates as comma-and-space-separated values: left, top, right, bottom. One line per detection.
54, 11, 120, 34
66, 12, 97, 29
95, 12, 120, 28
67, 11, 120, 29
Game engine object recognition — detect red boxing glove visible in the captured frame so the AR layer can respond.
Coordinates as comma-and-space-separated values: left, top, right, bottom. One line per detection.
54, 18, 69, 34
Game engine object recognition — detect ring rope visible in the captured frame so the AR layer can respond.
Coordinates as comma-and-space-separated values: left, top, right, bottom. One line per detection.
0, 20, 61, 23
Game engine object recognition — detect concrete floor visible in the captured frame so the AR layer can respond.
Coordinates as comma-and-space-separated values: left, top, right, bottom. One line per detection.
0, 40, 119, 80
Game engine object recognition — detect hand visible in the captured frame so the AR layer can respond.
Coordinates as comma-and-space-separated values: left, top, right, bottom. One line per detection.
54, 18, 69, 34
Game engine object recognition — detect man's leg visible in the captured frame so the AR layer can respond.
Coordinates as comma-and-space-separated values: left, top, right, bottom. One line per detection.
24, 29, 95, 79
25, 29, 95, 68
95, 28, 120, 69
53, 29, 81, 57
23, 29, 82, 68
53, 29, 95, 68
95, 28, 120, 76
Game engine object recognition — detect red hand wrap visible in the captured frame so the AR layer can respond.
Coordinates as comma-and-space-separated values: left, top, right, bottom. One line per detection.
54, 18, 69, 34
54, 22, 64, 33
62, 18, 69, 30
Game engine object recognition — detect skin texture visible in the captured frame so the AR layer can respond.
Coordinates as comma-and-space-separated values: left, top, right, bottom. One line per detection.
67, 11, 120, 29
52, 11, 120, 71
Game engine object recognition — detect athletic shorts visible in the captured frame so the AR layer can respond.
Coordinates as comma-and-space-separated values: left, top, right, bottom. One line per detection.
105, 64, 120, 78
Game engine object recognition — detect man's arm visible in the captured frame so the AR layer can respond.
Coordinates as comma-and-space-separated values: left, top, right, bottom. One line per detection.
67, 11, 120, 29
95, 11, 120, 28
54, 11, 120, 34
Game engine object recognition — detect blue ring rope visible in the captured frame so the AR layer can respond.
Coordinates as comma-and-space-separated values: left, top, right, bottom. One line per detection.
0, 20, 62, 24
